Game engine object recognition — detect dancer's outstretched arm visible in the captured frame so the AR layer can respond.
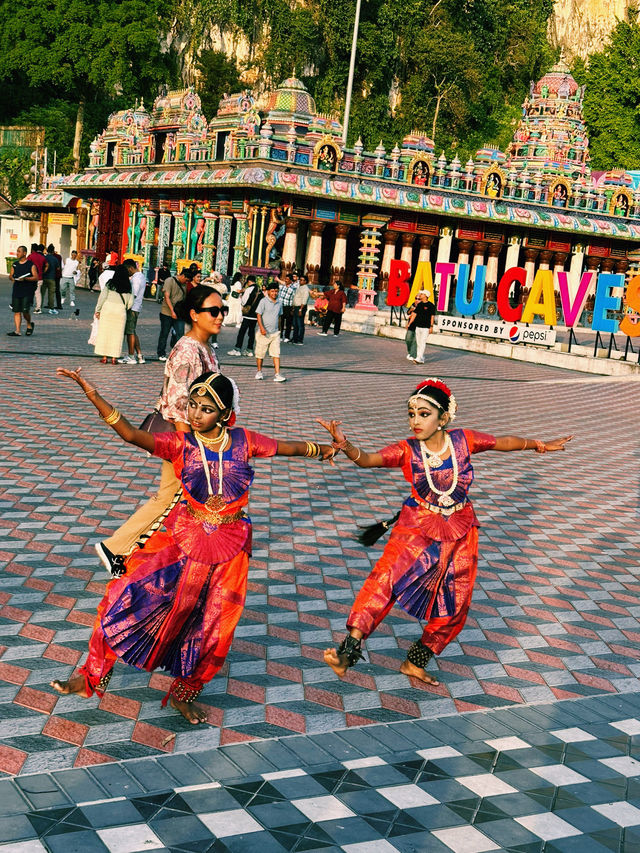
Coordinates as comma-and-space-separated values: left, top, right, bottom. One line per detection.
57, 367, 155, 453
276, 438, 335, 461
316, 418, 386, 468
491, 435, 573, 452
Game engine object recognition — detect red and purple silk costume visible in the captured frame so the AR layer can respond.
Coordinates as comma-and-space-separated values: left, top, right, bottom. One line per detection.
80, 428, 277, 697
348, 428, 495, 655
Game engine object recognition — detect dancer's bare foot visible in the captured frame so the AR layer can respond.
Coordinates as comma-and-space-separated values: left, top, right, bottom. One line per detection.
50, 675, 90, 697
324, 647, 349, 677
400, 659, 439, 686
170, 696, 208, 724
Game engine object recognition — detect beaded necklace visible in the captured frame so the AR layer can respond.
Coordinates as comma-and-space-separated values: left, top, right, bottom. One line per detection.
419, 432, 458, 507
194, 428, 229, 511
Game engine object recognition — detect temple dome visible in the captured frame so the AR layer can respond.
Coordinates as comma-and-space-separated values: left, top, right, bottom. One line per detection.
533, 57, 579, 98
474, 146, 506, 165
265, 76, 316, 118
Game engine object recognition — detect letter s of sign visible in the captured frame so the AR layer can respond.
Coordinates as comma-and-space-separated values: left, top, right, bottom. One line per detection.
620, 274, 640, 337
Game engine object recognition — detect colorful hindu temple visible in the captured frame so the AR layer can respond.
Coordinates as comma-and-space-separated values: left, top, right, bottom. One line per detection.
20, 57, 640, 323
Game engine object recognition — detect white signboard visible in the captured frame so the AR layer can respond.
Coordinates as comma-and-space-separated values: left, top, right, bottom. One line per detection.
435, 315, 556, 347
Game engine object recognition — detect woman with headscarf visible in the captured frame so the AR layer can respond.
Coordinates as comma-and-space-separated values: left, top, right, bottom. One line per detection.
51, 368, 334, 723
93, 263, 134, 363
318, 378, 572, 685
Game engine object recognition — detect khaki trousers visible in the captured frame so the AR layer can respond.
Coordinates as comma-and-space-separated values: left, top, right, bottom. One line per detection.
104, 460, 180, 556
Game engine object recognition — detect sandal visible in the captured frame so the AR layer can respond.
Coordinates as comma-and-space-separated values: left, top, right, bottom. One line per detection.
100, 357, 108, 363
6, 331, 21, 336
111, 358, 117, 365
25, 324, 34, 336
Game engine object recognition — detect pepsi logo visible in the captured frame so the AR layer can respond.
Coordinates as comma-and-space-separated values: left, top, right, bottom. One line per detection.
509, 326, 520, 343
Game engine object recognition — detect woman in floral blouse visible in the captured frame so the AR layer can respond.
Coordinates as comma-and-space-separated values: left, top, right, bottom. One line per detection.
95, 286, 225, 574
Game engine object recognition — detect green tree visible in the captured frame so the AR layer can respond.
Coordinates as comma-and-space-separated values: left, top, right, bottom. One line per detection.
0, 148, 31, 204
0, 0, 177, 170
574, 17, 640, 169
196, 50, 243, 118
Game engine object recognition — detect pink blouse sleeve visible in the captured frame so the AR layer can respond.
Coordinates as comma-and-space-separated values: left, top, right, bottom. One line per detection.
463, 429, 496, 454
245, 429, 278, 458
159, 342, 218, 423
153, 432, 185, 461
377, 441, 408, 468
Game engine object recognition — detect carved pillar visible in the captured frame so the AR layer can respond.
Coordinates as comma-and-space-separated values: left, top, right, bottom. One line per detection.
39, 212, 48, 249
523, 247, 539, 288
232, 212, 249, 272
141, 210, 157, 278
568, 243, 585, 300
615, 259, 630, 276
485, 243, 502, 289
305, 221, 325, 284
400, 233, 415, 269
436, 226, 454, 266
215, 210, 233, 275
379, 230, 399, 290
538, 249, 553, 271
600, 257, 615, 273
76, 206, 88, 253
470, 240, 487, 283
330, 223, 351, 284
201, 213, 218, 273
457, 239, 473, 268
417, 234, 434, 266
171, 212, 186, 271
157, 211, 173, 272
504, 234, 522, 271
552, 251, 568, 276
583, 254, 601, 319
255, 206, 268, 267
281, 217, 299, 272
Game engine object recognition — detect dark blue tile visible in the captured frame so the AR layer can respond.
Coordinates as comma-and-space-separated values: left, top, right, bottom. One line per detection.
179, 786, 243, 813
44, 829, 110, 853
0, 779, 30, 816
280, 736, 335, 767
88, 764, 144, 798
249, 800, 307, 828
480, 817, 541, 847
410, 803, 467, 830
307, 733, 363, 761
0, 813, 38, 843
317, 815, 382, 845
391, 830, 452, 852
150, 813, 215, 846
249, 740, 301, 770
190, 749, 245, 781
15, 774, 71, 810
219, 744, 277, 776
80, 800, 145, 828
222, 830, 290, 852
334, 727, 390, 756
124, 759, 180, 793
157, 753, 213, 786
53, 768, 108, 805
268, 775, 328, 800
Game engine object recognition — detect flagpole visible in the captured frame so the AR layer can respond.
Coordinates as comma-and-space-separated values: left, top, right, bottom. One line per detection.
342, 0, 362, 146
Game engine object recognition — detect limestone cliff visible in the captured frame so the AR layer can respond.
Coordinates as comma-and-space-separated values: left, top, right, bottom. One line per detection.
549, 0, 634, 60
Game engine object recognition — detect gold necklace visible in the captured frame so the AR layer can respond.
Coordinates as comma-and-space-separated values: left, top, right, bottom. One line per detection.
195, 428, 228, 449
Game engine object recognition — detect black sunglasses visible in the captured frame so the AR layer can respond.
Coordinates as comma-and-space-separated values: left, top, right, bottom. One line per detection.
197, 305, 229, 317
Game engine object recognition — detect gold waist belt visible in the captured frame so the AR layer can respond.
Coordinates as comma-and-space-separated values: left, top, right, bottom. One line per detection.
414, 497, 468, 517
185, 505, 245, 525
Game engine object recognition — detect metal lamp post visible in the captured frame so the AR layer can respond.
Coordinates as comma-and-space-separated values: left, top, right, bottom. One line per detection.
342, 0, 362, 146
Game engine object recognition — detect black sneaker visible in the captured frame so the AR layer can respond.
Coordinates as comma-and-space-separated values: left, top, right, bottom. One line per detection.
95, 542, 126, 577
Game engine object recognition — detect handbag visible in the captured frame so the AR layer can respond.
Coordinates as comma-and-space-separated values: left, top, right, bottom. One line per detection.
242, 287, 263, 316
139, 409, 175, 434
88, 316, 99, 345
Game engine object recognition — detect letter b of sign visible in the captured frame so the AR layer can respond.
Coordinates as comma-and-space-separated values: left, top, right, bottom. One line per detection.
387, 259, 411, 306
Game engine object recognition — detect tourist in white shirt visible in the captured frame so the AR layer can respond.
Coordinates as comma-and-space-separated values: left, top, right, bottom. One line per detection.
97, 253, 118, 291
118, 259, 147, 364
60, 251, 80, 307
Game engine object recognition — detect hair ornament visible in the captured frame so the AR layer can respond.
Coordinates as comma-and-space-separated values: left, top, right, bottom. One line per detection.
411, 377, 458, 421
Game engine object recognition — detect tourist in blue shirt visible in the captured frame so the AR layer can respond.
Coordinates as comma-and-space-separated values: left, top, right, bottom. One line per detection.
255, 283, 286, 382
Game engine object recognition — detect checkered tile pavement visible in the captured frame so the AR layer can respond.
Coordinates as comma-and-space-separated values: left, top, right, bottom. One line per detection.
0, 277, 639, 788
3, 694, 640, 851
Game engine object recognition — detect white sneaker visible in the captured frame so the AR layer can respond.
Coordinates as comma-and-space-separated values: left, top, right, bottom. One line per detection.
282, 338, 290, 343
212, 342, 219, 349
317, 332, 328, 336
406, 354, 414, 361
255, 371, 264, 380
243, 350, 254, 357
158, 355, 167, 362
48, 309, 58, 315
70, 301, 75, 307
137, 355, 146, 364
118, 355, 137, 364
274, 374, 287, 382
61, 299, 65, 305
227, 349, 242, 356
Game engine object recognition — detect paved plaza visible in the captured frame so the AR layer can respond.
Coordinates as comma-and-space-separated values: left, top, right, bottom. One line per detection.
0, 283, 639, 851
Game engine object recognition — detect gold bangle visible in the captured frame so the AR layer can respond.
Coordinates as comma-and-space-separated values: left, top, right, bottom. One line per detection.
102, 408, 121, 425
85, 388, 98, 397
352, 448, 361, 462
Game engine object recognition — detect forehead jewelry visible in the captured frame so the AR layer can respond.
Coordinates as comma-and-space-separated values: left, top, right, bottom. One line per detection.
191, 374, 226, 410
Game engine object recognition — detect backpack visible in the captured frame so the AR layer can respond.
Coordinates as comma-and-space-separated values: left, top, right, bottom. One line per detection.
242, 286, 263, 317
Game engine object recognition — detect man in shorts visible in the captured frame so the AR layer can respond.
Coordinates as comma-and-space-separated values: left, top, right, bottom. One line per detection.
118, 259, 146, 364
255, 283, 286, 382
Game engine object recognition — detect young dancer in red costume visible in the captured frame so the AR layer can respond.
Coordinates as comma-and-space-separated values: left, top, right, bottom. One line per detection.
319, 378, 572, 685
